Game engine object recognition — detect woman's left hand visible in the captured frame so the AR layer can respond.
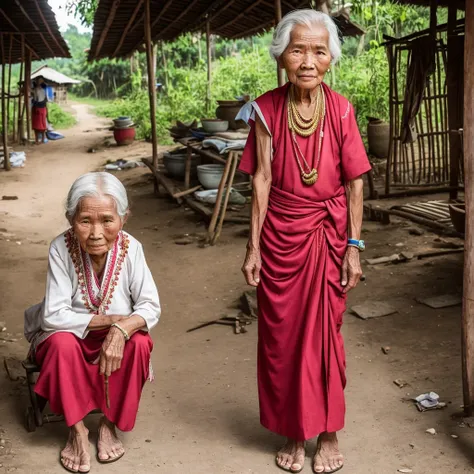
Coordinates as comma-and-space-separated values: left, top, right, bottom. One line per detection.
341, 246, 363, 294
98, 327, 126, 377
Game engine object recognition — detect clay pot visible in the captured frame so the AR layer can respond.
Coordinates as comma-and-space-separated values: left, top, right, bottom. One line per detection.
216, 100, 247, 130
449, 203, 465, 234
113, 126, 136, 146
367, 117, 390, 159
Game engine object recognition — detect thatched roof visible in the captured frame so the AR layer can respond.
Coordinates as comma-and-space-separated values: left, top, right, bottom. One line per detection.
0, 0, 70, 64
31, 65, 81, 85
88, 0, 364, 61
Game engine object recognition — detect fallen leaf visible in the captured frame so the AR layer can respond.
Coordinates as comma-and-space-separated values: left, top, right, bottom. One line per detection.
426, 428, 437, 435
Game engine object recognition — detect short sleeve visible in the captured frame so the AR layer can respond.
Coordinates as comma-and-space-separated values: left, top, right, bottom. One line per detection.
238, 121, 257, 176
340, 102, 372, 182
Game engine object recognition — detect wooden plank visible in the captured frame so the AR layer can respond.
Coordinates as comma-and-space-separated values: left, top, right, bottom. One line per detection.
462, 0, 474, 417
94, 0, 121, 59
142, 158, 183, 203
1, 35, 10, 170
144, 0, 158, 167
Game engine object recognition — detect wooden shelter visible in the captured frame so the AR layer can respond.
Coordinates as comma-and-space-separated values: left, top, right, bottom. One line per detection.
88, 0, 364, 168
0, 0, 70, 170
31, 65, 81, 104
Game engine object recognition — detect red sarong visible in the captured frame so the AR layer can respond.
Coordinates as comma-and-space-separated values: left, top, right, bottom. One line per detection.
239, 83, 372, 440
32, 106, 47, 131
35, 330, 153, 431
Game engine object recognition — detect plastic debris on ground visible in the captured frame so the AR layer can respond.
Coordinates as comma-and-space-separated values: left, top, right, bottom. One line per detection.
105, 159, 145, 171
414, 392, 446, 412
194, 188, 246, 205
0, 151, 26, 168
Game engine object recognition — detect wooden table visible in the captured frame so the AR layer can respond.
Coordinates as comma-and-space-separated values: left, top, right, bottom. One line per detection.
177, 138, 245, 245
143, 138, 248, 245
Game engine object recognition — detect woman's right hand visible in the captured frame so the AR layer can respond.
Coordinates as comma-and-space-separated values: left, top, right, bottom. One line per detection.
242, 247, 262, 287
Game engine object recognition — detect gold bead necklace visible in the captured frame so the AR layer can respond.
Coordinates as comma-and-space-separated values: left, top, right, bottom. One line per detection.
287, 84, 326, 186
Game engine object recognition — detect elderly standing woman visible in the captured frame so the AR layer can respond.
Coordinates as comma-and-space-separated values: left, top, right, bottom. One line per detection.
238, 10, 371, 474
24, 172, 160, 473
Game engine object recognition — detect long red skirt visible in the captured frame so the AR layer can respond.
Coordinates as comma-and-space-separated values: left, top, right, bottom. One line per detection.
257, 187, 348, 441
35, 330, 153, 431
32, 106, 47, 131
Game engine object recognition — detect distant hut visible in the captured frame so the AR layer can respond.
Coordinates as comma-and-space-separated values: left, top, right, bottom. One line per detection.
31, 65, 81, 104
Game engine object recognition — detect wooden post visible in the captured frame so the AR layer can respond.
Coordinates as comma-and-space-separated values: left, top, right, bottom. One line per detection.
1, 35, 10, 171
275, 0, 285, 87
144, 0, 158, 168
462, 0, 474, 417
206, 20, 212, 116
447, 5, 462, 199
430, 0, 437, 37
24, 48, 31, 141
6, 34, 12, 141
17, 36, 24, 143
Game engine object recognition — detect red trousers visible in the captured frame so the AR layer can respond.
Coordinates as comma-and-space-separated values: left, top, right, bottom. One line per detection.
35, 330, 153, 431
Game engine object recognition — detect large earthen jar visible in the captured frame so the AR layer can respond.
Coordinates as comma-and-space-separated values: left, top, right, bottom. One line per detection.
216, 100, 248, 130
367, 117, 390, 159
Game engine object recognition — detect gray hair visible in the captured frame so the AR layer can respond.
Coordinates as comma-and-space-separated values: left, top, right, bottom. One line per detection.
66, 172, 129, 222
270, 9, 341, 64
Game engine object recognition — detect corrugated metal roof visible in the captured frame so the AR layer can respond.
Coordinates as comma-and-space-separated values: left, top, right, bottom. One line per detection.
31, 65, 81, 84
0, 0, 70, 64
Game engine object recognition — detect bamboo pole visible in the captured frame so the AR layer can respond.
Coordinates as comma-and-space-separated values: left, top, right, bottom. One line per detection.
1, 35, 10, 171
462, 0, 474, 417
206, 20, 212, 116
275, 0, 285, 87
144, 0, 158, 168
6, 34, 12, 141
24, 48, 31, 141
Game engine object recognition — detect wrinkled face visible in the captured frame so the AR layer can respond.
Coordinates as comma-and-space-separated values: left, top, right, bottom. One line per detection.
280, 23, 332, 90
72, 195, 123, 256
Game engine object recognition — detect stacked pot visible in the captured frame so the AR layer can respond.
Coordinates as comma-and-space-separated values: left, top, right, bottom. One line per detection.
113, 116, 136, 146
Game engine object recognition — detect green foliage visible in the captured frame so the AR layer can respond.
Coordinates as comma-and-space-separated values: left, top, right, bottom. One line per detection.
66, 0, 98, 27
47, 103, 77, 129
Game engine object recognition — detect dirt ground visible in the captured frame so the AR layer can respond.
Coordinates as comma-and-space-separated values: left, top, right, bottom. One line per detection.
0, 103, 474, 474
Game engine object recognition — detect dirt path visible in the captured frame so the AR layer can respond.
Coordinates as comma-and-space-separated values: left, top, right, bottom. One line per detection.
0, 104, 473, 474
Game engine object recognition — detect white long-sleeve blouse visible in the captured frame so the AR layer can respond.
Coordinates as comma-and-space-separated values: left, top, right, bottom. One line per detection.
25, 229, 161, 350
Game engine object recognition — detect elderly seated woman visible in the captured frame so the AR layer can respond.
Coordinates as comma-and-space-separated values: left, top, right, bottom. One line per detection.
24, 172, 161, 473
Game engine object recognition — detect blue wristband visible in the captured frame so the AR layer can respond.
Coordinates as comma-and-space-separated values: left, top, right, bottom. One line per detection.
348, 239, 365, 251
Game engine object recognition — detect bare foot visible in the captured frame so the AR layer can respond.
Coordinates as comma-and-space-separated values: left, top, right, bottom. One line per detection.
313, 432, 344, 473
60, 422, 91, 473
97, 416, 125, 462
276, 438, 305, 472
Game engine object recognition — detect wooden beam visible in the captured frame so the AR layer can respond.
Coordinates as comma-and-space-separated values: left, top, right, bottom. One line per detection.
32, 0, 68, 57
206, 0, 237, 23
228, 21, 274, 39
112, 0, 144, 57
462, 0, 474, 417
17, 36, 24, 142
13, 0, 39, 30
206, 20, 211, 116
156, 0, 202, 38
39, 32, 57, 57
192, 0, 226, 29
144, 0, 158, 167
6, 34, 12, 138
1, 35, 11, 171
126, 0, 174, 57
218, 0, 267, 31
94, 0, 121, 59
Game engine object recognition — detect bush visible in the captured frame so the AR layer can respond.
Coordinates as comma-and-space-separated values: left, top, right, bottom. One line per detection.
47, 103, 77, 129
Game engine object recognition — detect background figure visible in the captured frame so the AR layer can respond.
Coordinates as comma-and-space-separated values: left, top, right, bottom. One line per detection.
32, 76, 48, 144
